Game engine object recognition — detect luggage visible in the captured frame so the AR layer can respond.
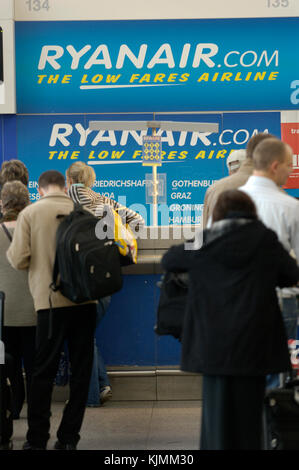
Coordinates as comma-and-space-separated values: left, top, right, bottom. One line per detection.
263, 321, 299, 450
50, 203, 123, 304
154, 271, 188, 340
263, 378, 299, 450
112, 207, 138, 266
0, 291, 13, 450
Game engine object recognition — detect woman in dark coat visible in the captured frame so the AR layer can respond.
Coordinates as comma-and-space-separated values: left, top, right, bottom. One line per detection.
162, 189, 299, 450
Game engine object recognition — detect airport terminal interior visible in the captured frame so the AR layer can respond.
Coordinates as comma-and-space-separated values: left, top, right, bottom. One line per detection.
1, 0, 299, 454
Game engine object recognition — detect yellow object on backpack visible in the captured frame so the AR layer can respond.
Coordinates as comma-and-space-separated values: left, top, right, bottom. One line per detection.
113, 208, 138, 265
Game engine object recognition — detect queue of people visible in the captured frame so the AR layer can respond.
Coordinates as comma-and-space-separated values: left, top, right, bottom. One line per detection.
0, 161, 145, 450
1, 132, 299, 451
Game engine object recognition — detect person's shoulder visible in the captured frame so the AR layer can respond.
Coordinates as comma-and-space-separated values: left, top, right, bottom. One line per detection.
28, 194, 72, 212
276, 190, 299, 210
256, 220, 285, 248
209, 172, 243, 194
206, 174, 232, 194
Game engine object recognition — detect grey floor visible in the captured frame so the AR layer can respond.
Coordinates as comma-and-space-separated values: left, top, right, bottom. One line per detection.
11, 400, 202, 451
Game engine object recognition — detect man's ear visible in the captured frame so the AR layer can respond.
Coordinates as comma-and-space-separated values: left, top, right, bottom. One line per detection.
269, 160, 279, 175
38, 187, 44, 197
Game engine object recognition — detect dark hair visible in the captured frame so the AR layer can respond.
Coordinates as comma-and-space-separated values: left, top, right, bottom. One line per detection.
246, 133, 275, 160
1, 180, 30, 222
38, 170, 65, 189
212, 189, 257, 222
0, 160, 29, 187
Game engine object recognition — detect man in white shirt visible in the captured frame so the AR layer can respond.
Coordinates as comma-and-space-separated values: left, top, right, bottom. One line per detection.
240, 138, 299, 387
202, 133, 275, 228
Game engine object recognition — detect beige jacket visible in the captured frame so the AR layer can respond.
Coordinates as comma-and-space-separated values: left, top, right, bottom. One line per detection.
202, 159, 254, 228
0, 227, 36, 326
7, 191, 91, 311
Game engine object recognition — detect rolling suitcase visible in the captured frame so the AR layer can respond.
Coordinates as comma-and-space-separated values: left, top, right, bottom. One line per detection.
263, 378, 299, 450
263, 330, 299, 451
0, 291, 13, 450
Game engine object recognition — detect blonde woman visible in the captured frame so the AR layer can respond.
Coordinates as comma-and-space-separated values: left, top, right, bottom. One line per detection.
66, 161, 144, 406
66, 161, 144, 229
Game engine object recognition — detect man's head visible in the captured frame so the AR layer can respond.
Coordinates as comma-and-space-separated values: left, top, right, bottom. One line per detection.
226, 149, 246, 175
38, 170, 66, 197
246, 132, 276, 160
253, 138, 293, 186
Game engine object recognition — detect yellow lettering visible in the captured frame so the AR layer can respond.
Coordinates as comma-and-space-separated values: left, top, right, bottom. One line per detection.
81, 74, 89, 83
178, 151, 188, 159
106, 74, 121, 83
130, 74, 140, 83
168, 74, 178, 82
221, 73, 233, 81
197, 73, 209, 82
234, 72, 242, 81
111, 150, 125, 159
58, 151, 69, 160
179, 73, 190, 82
47, 74, 60, 84
195, 151, 206, 159
269, 71, 279, 81
167, 151, 177, 159
48, 151, 57, 160
92, 74, 103, 83
70, 151, 80, 160
61, 75, 72, 84
98, 151, 109, 159
216, 150, 227, 159
154, 74, 166, 83
254, 72, 266, 81
132, 150, 142, 159
139, 74, 151, 83
37, 75, 47, 84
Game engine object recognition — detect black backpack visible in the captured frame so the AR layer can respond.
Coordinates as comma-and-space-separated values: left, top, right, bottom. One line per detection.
50, 204, 123, 304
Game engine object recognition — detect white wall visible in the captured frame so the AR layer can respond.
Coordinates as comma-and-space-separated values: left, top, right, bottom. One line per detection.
2, 0, 14, 19
14, 0, 299, 21
0, 0, 15, 112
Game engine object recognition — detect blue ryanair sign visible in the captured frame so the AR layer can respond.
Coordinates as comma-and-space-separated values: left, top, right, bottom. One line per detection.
15, 17, 299, 113
15, 112, 281, 225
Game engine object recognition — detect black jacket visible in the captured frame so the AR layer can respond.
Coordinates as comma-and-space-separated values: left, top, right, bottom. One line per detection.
162, 218, 299, 376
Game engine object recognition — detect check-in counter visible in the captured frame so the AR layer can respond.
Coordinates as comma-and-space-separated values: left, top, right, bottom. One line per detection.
96, 225, 202, 371
123, 225, 200, 275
